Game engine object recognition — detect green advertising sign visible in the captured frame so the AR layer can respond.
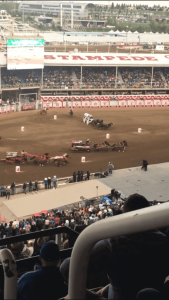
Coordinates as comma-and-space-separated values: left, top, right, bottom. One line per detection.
7, 39, 44, 47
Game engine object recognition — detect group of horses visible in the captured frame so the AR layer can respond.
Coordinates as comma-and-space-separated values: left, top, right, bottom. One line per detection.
93, 141, 128, 152
90, 119, 113, 130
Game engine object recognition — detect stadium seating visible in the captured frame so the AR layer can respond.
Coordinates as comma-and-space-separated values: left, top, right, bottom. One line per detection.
1, 68, 41, 88
43, 67, 74, 89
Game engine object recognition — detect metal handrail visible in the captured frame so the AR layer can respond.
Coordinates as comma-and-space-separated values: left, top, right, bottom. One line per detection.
0, 226, 78, 246
68, 202, 169, 299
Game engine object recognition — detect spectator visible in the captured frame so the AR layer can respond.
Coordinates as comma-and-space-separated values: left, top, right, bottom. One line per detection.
5, 185, 10, 199
108, 162, 114, 175
0, 184, 5, 197
25, 222, 31, 233
48, 177, 51, 189
44, 178, 48, 189
52, 176, 57, 189
29, 181, 33, 192
11, 182, 15, 195
23, 182, 27, 194
86, 171, 90, 180
73, 172, 76, 182
18, 242, 66, 300
8, 241, 34, 260
35, 180, 38, 191
81, 171, 83, 181
60, 193, 169, 300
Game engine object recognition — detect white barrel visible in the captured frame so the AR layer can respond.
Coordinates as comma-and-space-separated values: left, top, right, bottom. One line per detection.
15, 166, 20, 172
138, 128, 142, 133
54, 115, 57, 120
81, 157, 85, 163
21, 127, 24, 131
106, 134, 110, 139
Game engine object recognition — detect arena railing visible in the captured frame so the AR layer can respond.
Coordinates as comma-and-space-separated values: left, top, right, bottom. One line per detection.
67, 202, 169, 299
0, 226, 78, 278
0, 226, 79, 298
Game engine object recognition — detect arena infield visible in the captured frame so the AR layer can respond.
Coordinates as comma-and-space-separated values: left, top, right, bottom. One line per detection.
0, 107, 169, 185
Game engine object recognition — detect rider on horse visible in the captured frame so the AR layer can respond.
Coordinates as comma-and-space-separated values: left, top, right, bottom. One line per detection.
69, 109, 73, 116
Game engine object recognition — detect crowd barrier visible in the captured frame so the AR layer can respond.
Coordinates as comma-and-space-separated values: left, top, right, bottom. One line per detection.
41, 95, 169, 109
0, 104, 16, 114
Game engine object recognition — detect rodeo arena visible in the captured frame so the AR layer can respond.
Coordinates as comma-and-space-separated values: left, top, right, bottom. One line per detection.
0, 21, 169, 300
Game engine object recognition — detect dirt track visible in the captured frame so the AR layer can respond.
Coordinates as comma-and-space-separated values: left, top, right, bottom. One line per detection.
0, 107, 169, 185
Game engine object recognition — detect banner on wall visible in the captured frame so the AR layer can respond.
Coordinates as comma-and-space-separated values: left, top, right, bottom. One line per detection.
81, 101, 90, 107
100, 101, 110, 107
90, 101, 100, 108
127, 100, 136, 107
118, 100, 127, 107
21, 103, 36, 111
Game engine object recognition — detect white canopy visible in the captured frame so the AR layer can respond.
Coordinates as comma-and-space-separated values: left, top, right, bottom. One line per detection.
134, 31, 138, 33
121, 30, 126, 33
128, 31, 132, 33
155, 32, 159, 34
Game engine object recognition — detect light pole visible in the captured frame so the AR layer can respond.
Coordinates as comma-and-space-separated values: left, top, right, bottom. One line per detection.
126, 26, 128, 44
138, 35, 140, 44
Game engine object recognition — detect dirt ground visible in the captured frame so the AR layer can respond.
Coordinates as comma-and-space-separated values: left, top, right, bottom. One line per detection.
0, 107, 169, 185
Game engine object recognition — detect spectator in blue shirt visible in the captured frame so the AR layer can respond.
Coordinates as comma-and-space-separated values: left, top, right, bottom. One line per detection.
52, 176, 57, 189
18, 242, 67, 300
0, 184, 4, 197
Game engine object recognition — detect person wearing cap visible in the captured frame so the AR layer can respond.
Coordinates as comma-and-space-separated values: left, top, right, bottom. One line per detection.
47, 177, 51, 189
108, 162, 114, 175
18, 242, 66, 300
52, 175, 57, 189
44, 178, 48, 189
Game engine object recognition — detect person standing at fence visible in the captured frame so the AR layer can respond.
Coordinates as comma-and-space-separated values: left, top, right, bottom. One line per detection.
5, 185, 11, 199
35, 180, 38, 191
23, 182, 27, 194
81, 171, 84, 181
0, 184, 5, 197
73, 172, 76, 183
86, 171, 90, 180
108, 162, 114, 175
11, 182, 15, 195
52, 176, 57, 189
48, 177, 51, 189
44, 178, 48, 189
29, 181, 33, 193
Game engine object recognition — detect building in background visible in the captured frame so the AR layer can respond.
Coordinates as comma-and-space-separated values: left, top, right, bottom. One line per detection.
18, 1, 89, 18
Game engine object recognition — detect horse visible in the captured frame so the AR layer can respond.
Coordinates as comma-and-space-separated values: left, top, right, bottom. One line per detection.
39, 108, 47, 115
69, 110, 73, 116
50, 153, 70, 166
111, 141, 128, 152
93, 142, 109, 150
97, 122, 113, 130
91, 119, 103, 126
